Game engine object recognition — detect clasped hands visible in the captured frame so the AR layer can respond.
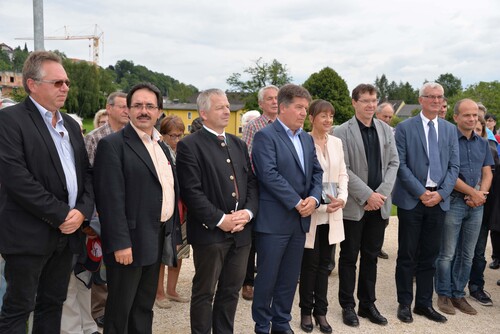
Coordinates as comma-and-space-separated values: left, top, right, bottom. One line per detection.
419, 190, 442, 207
295, 197, 317, 217
218, 210, 251, 233
364, 192, 387, 211
464, 189, 488, 208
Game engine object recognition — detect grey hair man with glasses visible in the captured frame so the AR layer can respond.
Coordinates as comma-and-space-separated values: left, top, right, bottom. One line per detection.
394, 82, 459, 324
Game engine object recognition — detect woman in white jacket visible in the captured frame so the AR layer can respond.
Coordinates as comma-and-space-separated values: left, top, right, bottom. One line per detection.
299, 100, 348, 333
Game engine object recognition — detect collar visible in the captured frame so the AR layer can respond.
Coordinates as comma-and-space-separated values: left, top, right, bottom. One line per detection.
130, 122, 161, 142
277, 117, 303, 136
203, 125, 226, 139
420, 111, 438, 127
456, 127, 479, 141
355, 116, 375, 130
30, 96, 63, 125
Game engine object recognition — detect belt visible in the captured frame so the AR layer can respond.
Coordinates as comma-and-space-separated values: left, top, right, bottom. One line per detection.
451, 190, 466, 199
425, 187, 437, 191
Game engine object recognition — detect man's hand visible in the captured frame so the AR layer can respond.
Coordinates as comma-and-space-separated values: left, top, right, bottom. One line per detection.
421, 191, 442, 207
81, 226, 97, 237
364, 192, 386, 211
326, 196, 344, 213
59, 209, 85, 234
218, 210, 251, 233
468, 190, 488, 207
296, 197, 317, 217
114, 248, 133, 265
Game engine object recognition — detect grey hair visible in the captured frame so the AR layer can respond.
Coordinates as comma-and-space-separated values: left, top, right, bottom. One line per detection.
419, 82, 444, 97
22, 51, 63, 94
196, 88, 226, 113
376, 102, 394, 113
106, 91, 127, 105
257, 85, 279, 103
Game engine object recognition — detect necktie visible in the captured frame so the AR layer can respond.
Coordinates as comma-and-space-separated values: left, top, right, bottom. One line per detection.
427, 121, 442, 183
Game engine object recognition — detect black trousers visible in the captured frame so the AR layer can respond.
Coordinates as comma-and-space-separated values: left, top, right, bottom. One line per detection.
0, 235, 73, 334
395, 203, 445, 307
338, 210, 385, 309
491, 231, 500, 260
243, 232, 256, 286
299, 224, 333, 316
191, 239, 250, 334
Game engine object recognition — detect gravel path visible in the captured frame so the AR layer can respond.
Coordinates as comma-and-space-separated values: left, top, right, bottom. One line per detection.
153, 217, 500, 333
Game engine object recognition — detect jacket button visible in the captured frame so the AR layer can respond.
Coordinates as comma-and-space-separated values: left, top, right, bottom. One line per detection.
226, 159, 231, 163
232, 192, 236, 197
230, 175, 234, 180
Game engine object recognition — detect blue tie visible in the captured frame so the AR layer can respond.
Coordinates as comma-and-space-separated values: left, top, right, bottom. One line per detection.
428, 120, 442, 183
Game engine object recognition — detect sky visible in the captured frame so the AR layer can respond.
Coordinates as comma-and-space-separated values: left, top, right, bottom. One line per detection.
1, 0, 499, 94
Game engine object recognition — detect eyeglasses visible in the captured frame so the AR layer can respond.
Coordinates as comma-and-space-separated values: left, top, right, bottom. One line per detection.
37, 79, 71, 88
166, 134, 184, 140
130, 104, 159, 111
111, 104, 128, 110
357, 99, 378, 105
422, 95, 445, 101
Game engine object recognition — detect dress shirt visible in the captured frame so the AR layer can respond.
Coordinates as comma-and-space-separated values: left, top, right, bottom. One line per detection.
130, 123, 175, 222
277, 118, 305, 172
456, 128, 494, 188
242, 113, 273, 154
356, 117, 382, 191
420, 112, 439, 187
32, 97, 77, 209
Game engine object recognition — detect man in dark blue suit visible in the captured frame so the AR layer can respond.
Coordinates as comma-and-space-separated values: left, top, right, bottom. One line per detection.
251, 84, 323, 334
393, 82, 459, 324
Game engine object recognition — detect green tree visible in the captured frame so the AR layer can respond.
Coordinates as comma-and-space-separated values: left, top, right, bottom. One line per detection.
436, 73, 462, 97
453, 81, 500, 116
12, 46, 29, 72
302, 67, 353, 125
0, 49, 11, 71
375, 74, 390, 101
226, 57, 293, 109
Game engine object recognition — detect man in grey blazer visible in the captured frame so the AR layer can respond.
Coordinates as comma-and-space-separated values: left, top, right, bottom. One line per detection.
334, 84, 399, 327
393, 82, 459, 324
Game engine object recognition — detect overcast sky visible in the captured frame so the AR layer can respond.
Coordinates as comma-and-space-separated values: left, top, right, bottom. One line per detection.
2, 0, 499, 93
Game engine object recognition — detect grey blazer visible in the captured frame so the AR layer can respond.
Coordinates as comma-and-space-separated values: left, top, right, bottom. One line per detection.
333, 116, 399, 221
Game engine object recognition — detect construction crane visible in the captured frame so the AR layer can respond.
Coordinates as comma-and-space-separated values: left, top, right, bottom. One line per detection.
16, 24, 104, 65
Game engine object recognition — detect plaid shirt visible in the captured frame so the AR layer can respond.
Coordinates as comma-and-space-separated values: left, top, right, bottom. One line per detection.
84, 123, 114, 166
241, 114, 274, 155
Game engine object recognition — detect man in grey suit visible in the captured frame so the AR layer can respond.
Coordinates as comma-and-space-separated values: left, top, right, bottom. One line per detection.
334, 84, 399, 327
394, 82, 459, 324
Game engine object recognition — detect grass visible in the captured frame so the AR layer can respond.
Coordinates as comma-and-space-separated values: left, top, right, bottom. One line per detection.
83, 118, 94, 134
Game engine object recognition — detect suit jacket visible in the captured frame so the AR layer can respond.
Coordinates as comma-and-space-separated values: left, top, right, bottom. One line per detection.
251, 120, 323, 234
305, 134, 348, 248
93, 123, 179, 267
393, 114, 459, 211
334, 116, 400, 221
175, 128, 258, 246
0, 97, 94, 255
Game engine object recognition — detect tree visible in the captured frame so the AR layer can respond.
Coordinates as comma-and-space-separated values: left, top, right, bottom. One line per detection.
302, 67, 353, 125
374, 74, 419, 103
226, 57, 293, 109
12, 46, 29, 72
375, 74, 390, 101
453, 81, 500, 116
436, 73, 462, 97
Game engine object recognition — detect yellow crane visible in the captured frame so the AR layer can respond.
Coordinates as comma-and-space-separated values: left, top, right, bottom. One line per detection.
16, 24, 104, 65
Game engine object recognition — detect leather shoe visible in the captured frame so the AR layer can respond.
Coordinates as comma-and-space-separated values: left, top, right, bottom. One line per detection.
313, 314, 332, 333
94, 315, 105, 327
300, 315, 313, 333
242, 285, 254, 300
378, 249, 389, 259
413, 306, 447, 323
342, 307, 359, 327
270, 330, 294, 334
489, 258, 500, 269
358, 304, 388, 325
397, 304, 413, 323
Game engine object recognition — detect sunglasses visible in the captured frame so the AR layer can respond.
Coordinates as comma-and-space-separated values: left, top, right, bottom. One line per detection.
37, 79, 71, 88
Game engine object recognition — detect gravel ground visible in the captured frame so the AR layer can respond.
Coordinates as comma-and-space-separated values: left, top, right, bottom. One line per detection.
152, 217, 500, 333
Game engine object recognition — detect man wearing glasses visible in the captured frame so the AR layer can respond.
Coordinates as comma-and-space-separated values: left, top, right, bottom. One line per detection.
93, 83, 179, 333
0, 51, 94, 333
394, 82, 459, 323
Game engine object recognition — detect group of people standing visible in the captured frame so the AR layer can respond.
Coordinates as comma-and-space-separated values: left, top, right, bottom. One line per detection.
0, 50, 498, 334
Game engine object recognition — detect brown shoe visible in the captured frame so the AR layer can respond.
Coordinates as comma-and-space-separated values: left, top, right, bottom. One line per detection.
437, 295, 456, 315
241, 285, 253, 300
451, 297, 477, 315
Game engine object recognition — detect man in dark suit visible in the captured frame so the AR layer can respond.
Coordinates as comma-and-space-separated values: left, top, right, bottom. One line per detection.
334, 84, 399, 327
251, 84, 323, 334
394, 82, 460, 324
176, 88, 258, 334
93, 82, 178, 334
0, 51, 94, 333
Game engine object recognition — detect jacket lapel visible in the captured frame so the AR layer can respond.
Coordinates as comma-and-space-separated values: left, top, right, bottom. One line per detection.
123, 124, 159, 181
273, 121, 304, 174
414, 115, 428, 156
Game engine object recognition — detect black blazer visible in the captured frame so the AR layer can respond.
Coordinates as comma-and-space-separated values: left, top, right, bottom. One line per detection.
93, 123, 179, 267
0, 97, 94, 255
176, 128, 258, 247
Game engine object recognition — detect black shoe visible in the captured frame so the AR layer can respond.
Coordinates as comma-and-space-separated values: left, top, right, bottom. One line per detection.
342, 307, 359, 327
300, 315, 313, 333
489, 258, 499, 269
413, 306, 447, 323
497, 279, 500, 286
358, 304, 388, 325
94, 315, 105, 328
270, 330, 294, 334
378, 249, 389, 259
397, 304, 413, 323
313, 315, 332, 333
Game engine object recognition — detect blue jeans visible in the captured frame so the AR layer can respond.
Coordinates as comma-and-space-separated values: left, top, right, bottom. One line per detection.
435, 196, 483, 298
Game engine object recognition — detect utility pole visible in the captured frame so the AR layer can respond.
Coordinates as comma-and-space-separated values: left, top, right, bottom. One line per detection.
33, 0, 44, 51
